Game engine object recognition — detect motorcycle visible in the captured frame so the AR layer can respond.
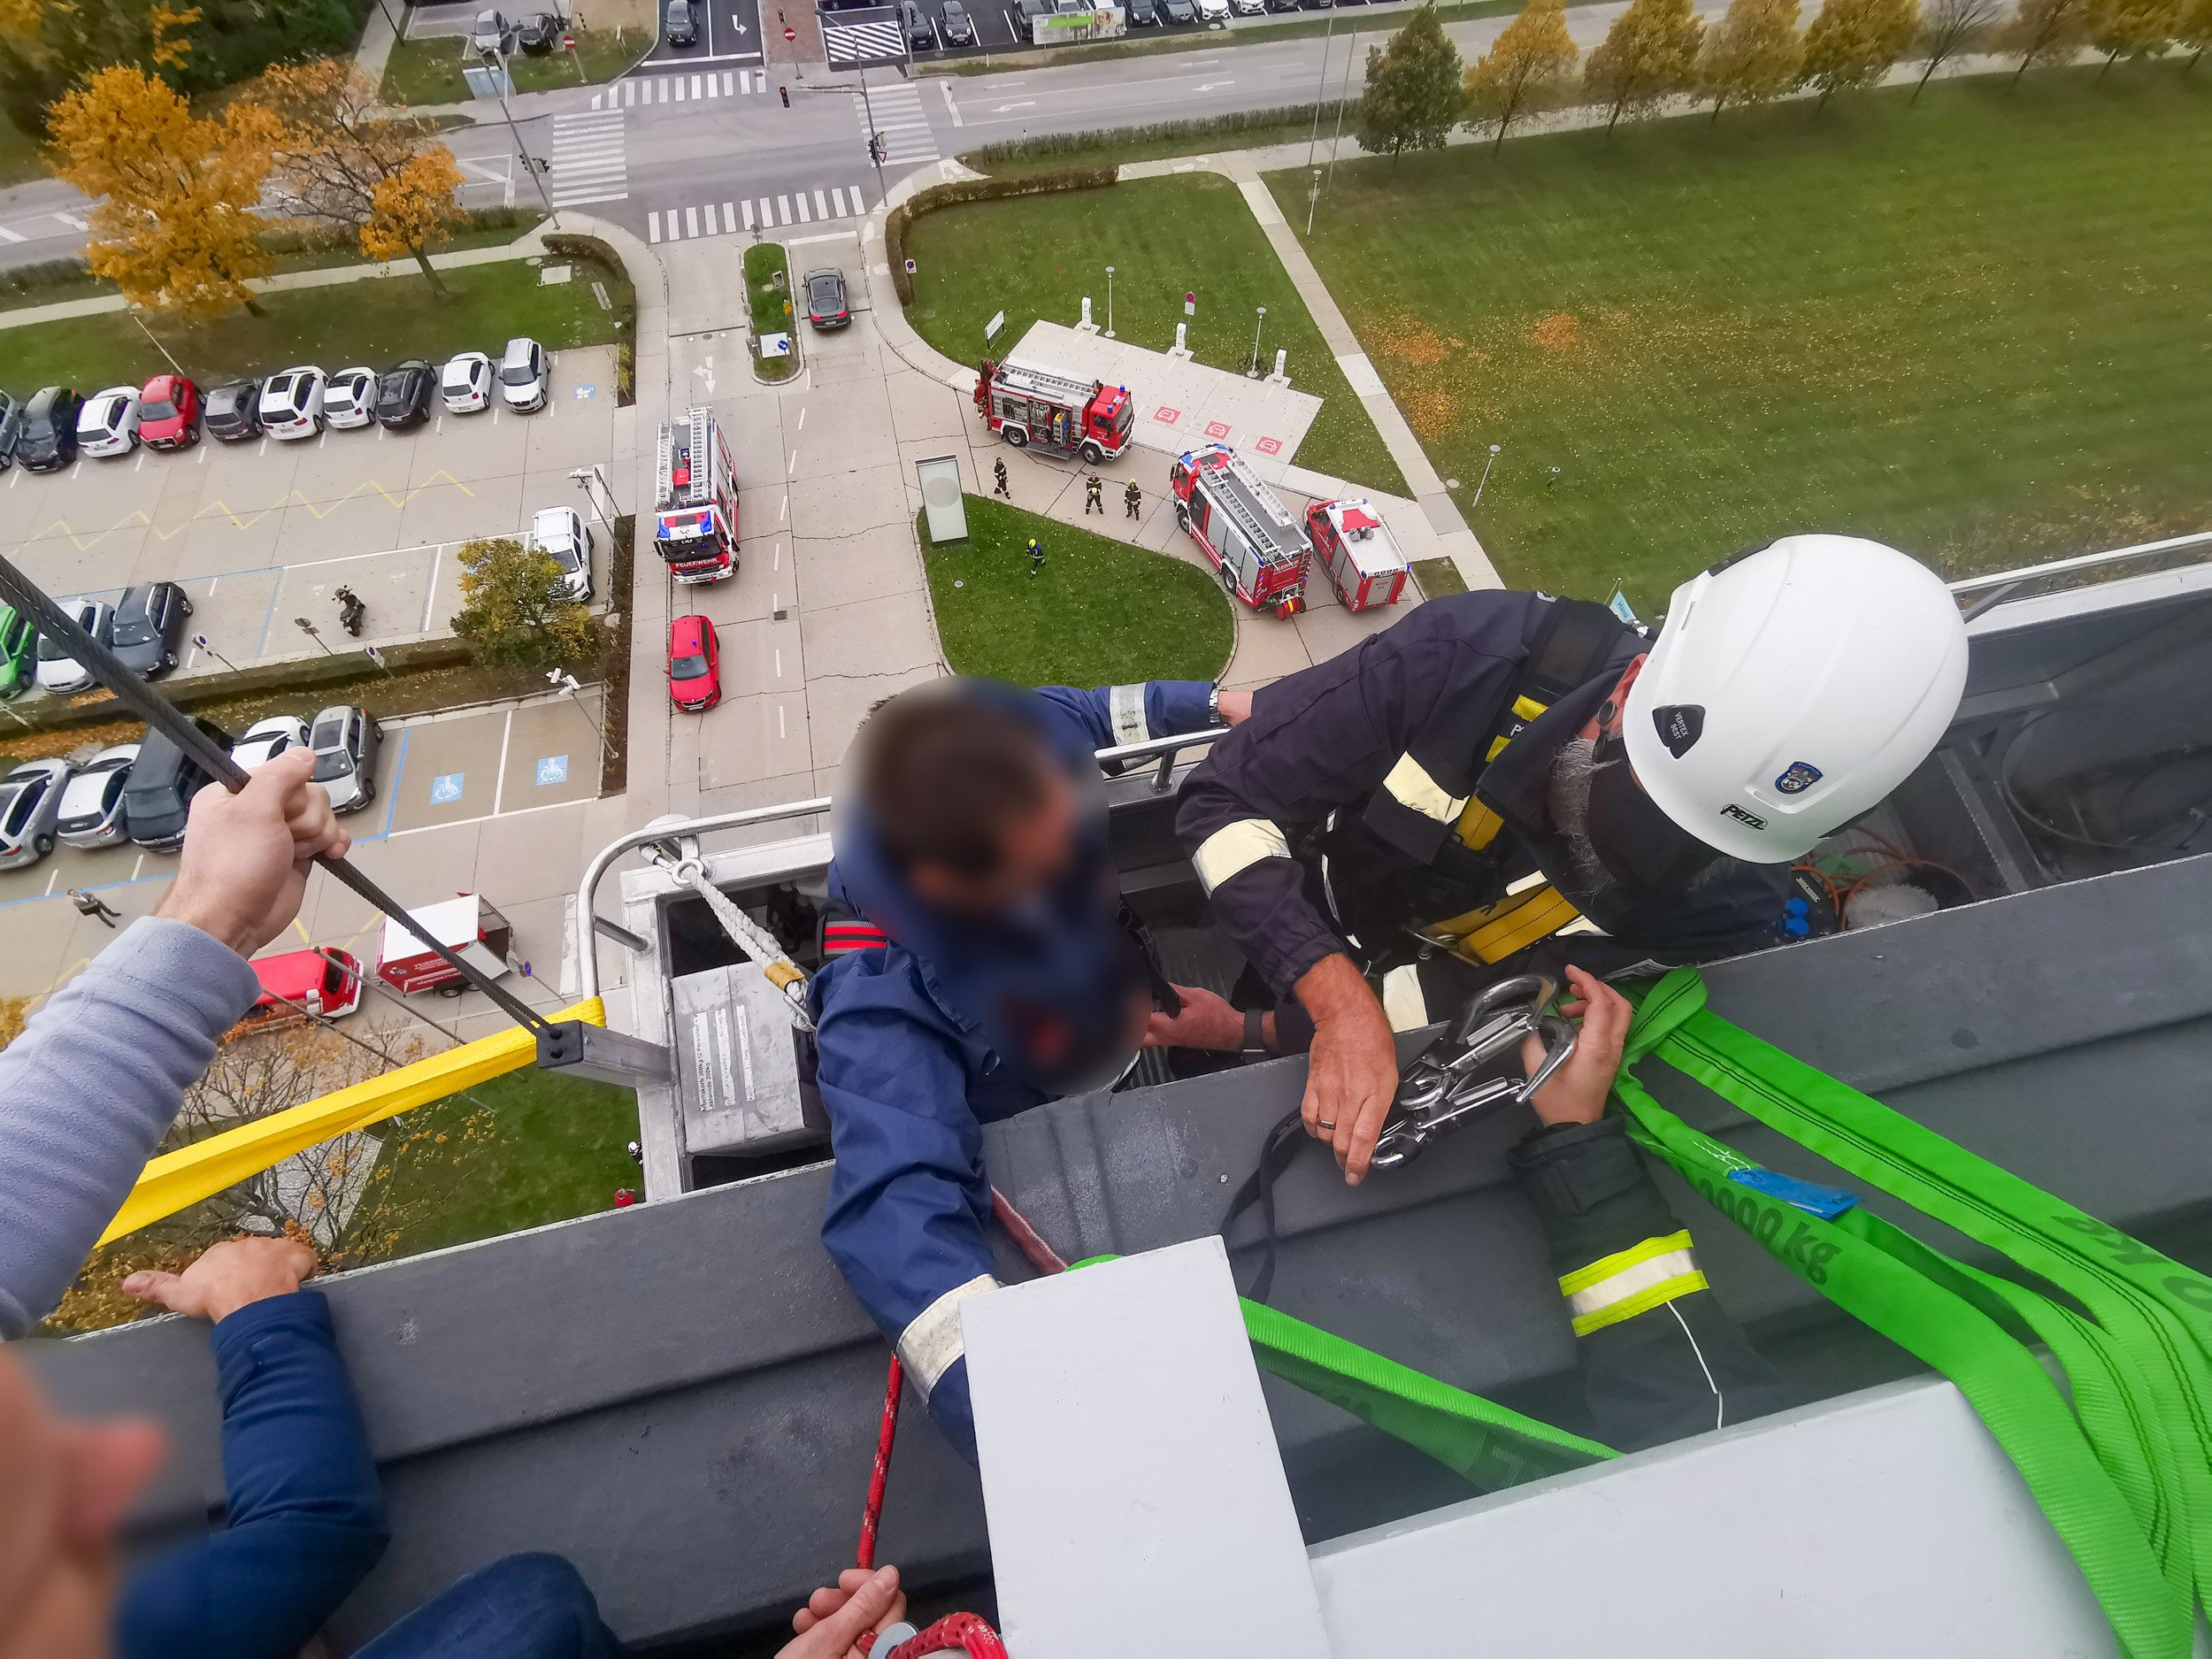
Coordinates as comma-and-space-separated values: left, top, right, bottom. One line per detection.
334, 585, 365, 638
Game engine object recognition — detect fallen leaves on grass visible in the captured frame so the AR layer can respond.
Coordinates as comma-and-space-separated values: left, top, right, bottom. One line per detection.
1529, 312, 1583, 351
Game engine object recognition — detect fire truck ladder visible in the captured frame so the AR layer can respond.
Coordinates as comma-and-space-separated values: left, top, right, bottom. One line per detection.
997, 360, 1101, 405
1203, 451, 1301, 561
657, 409, 714, 511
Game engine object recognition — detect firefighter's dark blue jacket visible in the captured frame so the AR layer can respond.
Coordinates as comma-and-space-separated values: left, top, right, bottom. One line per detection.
811, 679, 1215, 1457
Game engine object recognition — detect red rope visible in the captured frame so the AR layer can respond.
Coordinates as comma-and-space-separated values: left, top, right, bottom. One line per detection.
856, 1354, 903, 1571
886, 1612, 1010, 1659
990, 1186, 1069, 1276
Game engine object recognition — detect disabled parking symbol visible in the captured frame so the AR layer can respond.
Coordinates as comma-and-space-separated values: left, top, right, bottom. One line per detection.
536, 754, 570, 787
430, 772, 465, 804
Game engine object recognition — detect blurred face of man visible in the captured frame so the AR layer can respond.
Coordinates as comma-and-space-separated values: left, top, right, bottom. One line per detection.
0, 1346, 168, 1659
906, 766, 1079, 918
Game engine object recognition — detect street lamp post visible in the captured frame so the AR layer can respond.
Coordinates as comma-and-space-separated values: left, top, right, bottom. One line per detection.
569, 463, 613, 526
548, 668, 615, 759
1472, 442, 1502, 506
1304, 8, 1337, 171
1305, 166, 1322, 235
480, 42, 561, 230
295, 618, 334, 657
1250, 305, 1266, 378
856, 67, 889, 206
127, 309, 187, 379
1105, 265, 1115, 339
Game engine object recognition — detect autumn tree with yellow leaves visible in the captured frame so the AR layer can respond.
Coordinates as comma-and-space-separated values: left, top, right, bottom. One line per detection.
2084, 0, 2180, 67
2000, 0, 2090, 78
2182, 0, 2212, 64
46, 65, 273, 319
1584, 0, 1704, 134
1463, 0, 1578, 151
1699, 0, 1805, 116
241, 58, 470, 295
1799, 0, 1922, 108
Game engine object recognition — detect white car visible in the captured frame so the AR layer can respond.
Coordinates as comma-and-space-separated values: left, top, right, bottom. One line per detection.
498, 336, 549, 413
229, 714, 311, 772
258, 367, 328, 441
35, 600, 111, 695
1230, 0, 1264, 14
1196, 0, 1230, 20
55, 742, 138, 849
77, 387, 141, 459
322, 366, 379, 430
442, 351, 494, 414
530, 505, 594, 602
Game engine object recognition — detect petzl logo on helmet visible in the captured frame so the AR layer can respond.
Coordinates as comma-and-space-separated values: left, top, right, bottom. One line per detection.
1720, 803, 1769, 830
1652, 703, 1703, 759
1775, 760, 1824, 795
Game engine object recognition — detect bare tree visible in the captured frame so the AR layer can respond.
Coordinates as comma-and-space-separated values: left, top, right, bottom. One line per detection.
1914, 0, 2001, 95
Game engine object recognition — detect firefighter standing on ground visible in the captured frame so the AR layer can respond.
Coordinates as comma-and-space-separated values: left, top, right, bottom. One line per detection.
69, 889, 120, 928
1125, 480, 1141, 519
992, 457, 1010, 498
1085, 474, 1103, 515
1175, 536, 1970, 1184
1026, 537, 1044, 578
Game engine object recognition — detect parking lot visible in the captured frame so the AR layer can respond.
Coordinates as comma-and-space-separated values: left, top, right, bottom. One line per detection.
0, 346, 621, 677
837, 0, 1332, 63
0, 689, 611, 1015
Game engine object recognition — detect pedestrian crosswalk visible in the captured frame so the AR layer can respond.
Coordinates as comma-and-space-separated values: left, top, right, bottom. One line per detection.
857, 78, 939, 167
823, 15, 906, 62
646, 184, 878, 243
548, 109, 630, 207
593, 67, 772, 109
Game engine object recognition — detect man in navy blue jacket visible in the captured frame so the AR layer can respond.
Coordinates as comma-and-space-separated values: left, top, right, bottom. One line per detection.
813, 676, 1251, 1458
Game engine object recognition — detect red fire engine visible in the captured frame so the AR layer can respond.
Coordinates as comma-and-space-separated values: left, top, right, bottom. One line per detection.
1170, 442, 1310, 618
654, 408, 737, 584
973, 358, 1133, 465
1307, 496, 1409, 611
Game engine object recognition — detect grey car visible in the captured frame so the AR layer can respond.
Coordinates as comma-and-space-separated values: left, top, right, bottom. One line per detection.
0, 390, 22, 472
110, 580, 192, 680
0, 759, 70, 869
470, 8, 514, 53
309, 705, 382, 815
56, 743, 138, 849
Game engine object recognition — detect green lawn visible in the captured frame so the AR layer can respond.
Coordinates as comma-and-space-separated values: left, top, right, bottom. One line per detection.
904, 175, 1409, 496
1266, 65, 2212, 610
0, 255, 628, 395
922, 495, 1234, 685
0, 114, 46, 188
383, 32, 644, 104
344, 1067, 641, 1261
744, 239, 802, 382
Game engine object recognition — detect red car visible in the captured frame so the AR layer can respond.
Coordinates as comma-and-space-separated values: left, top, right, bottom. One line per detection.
667, 614, 720, 711
236, 946, 365, 1033
137, 373, 200, 450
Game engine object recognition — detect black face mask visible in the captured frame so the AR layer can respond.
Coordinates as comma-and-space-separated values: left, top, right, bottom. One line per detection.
1584, 733, 1726, 901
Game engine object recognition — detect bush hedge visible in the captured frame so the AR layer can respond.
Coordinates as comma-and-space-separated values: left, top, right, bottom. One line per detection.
962, 103, 1349, 173
887, 166, 1118, 304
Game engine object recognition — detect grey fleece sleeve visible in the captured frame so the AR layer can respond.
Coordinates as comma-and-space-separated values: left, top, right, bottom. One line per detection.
0, 917, 259, 1338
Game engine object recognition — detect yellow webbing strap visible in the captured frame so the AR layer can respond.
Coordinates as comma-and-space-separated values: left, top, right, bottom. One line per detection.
1423, 693, 1588, 964
97, 995, 608, 1247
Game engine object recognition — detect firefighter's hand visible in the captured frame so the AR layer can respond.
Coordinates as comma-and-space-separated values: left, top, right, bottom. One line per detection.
122, 1237, 318, 1325
1214, 689, 1254, 726
1143, 983, 1248, 1049
785, 1565, 905, 1659
157, 748, 347, 957
1295, 955, 1398, 1185
1521, 966, 1631, 1128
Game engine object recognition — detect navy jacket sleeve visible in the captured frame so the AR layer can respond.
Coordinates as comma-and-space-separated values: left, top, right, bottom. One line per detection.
117, 1292, 389, 1659
1033, 680, 1217, 752
816, 955, 998, 1461
1175, 594, 1533, 995
1509, 1118, 1785, 1451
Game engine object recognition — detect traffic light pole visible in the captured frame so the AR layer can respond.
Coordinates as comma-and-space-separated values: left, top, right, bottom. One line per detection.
856, 66, 888, 204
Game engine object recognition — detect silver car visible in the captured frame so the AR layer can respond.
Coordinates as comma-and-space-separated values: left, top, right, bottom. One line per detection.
35, 600, 112, 695
309, 705, 382, 815
55, 743, 138, 849
0, 759, 71, 868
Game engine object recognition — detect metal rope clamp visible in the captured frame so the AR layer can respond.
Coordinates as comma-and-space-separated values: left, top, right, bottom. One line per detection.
1369, 973, 1578, 1171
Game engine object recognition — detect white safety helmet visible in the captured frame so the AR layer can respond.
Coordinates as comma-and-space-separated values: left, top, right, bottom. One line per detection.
1622, 534, 1970, 864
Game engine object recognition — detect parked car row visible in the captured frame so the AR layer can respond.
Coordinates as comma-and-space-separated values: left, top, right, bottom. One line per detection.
10, 581, 193, 702
0, 702, 382, 874
0, 339, 554, 472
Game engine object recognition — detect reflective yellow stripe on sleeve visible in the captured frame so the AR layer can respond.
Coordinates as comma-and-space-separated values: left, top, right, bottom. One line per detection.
1381, 752, 1469, 824
1193, 818, 1293, 893
1559, 1229, 1709, 1337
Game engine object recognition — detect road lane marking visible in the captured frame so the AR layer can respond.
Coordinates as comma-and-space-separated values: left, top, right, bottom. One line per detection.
492, 707, 514, 815
422, 541, 443, 632
942, 81, 962, 125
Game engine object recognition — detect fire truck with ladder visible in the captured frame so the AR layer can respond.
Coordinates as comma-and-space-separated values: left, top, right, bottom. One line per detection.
1170, 442, 1311, 619
973, 358, 1133, 465
654, 408, 738, 584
